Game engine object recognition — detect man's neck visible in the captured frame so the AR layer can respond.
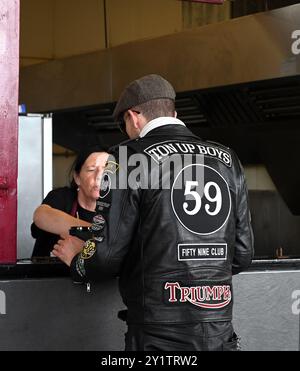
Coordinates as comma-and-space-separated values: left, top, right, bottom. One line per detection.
139, 117, 185, 138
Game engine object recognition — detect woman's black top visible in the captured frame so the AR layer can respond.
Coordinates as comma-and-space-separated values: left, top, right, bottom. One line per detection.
31, 187, 95, 257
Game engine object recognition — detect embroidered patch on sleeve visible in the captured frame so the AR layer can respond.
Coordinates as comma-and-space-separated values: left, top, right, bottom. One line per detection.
80, 240, 97, 260
76, 257, 86, 277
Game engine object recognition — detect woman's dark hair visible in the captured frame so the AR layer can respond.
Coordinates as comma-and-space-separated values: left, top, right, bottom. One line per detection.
69, 145, 109, 189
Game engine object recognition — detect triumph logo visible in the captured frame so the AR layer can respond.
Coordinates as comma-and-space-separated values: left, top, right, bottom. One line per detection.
164, 282, 231, 309
0, 290, 6, 314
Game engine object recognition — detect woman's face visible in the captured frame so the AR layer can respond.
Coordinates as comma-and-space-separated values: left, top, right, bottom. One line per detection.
74, 152, 109, 201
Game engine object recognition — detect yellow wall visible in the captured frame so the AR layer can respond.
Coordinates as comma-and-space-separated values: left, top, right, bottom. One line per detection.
54, 0, 106, 58
20, 0, 106, 66
182, 1, 231, 29
20, 0, 54, 66
23, 0, 233, 67
106, 0, 182, 47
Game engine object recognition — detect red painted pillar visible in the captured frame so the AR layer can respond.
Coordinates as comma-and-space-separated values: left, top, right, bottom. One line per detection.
0, 0, 20, 263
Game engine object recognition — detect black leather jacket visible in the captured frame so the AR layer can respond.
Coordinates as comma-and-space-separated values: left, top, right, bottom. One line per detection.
71, 123, 254, 324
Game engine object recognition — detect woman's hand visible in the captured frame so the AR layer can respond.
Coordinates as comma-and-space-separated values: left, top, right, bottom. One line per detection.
52, 235, 85, 266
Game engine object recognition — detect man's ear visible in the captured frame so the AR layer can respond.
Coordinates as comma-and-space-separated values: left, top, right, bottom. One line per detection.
128, 109, 140, 130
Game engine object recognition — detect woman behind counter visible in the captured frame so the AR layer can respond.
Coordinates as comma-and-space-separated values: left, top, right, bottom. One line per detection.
31, 146, 109, 257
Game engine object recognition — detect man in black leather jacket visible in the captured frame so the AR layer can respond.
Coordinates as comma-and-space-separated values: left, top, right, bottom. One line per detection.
54, 74, 254, 351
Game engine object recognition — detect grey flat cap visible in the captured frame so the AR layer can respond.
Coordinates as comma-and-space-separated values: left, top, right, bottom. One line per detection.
113, 74, 176, 121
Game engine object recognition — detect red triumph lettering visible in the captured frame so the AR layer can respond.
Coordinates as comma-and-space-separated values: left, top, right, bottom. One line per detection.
216, 286, 225, 300
204, 286, 214, 300
190, 287, 197, 302
164, 282, 180, 302
180, 287, 190, 302
165, 282, 231, 309
224, 286, 231, 300
196, 286, 205, 302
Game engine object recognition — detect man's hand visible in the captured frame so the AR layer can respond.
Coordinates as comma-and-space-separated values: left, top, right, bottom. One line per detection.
52, 235, 85, 266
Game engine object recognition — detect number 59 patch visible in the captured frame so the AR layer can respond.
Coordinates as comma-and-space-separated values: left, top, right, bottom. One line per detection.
171, 164, 231, 235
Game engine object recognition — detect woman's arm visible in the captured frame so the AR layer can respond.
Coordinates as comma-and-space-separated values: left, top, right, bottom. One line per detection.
33, 204, 91, 236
